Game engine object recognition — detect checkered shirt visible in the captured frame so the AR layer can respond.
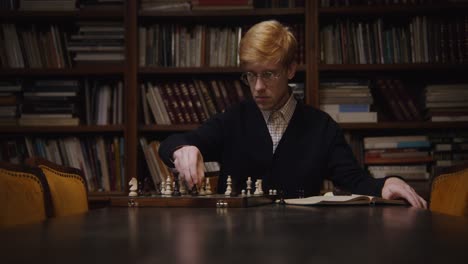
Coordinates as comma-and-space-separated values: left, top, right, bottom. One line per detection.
261, 94, 297, 153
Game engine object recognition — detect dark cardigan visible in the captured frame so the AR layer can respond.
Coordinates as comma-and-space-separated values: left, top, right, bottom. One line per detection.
159, 99, 385, 198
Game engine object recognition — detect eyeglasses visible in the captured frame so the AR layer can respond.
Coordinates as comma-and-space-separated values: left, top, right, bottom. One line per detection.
240, 70, 282, 86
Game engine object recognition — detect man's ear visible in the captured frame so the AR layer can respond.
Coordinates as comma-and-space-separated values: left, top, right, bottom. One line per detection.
287, 62, 297, 80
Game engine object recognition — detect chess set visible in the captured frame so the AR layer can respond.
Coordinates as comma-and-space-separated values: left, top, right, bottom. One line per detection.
111, 176, 279, 208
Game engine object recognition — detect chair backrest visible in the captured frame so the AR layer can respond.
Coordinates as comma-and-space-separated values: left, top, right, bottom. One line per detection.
0, 161, 53, 228
26, 157, 89, 217
430, 163, 468, 217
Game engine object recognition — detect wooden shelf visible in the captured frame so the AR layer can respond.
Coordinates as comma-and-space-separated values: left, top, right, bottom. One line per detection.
318, 64, 468, 72
140, 124, 199, 132
0, 65, 125, 76
139, 64, 307, 74
340, 122, 468, 130
319, 4, 468, 16
0, 9, 123, 21
139, 8, 305, 18
0, 125, 125, 134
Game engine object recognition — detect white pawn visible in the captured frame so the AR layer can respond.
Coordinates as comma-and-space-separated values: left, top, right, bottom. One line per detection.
246, 177, 252, 196
164, 176, 172, 195
205, 178, 212, 195
241, 189, 246, 196
225, 175, 232, 196
128, 177, 138, 197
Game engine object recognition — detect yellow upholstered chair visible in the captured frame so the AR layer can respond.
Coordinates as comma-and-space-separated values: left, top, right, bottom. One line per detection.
0, 161, 53, 228
26, 157, 89, 217
430, 163, 468, 217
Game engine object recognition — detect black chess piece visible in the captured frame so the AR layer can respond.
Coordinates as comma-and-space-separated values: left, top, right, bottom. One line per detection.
191, 184, 199, 196
279, 190, 286, 205
172, 171, 181, 196
229, 178, 238, 197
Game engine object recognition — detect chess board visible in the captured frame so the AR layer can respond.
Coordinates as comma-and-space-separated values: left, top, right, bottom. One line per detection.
111, 194, 277, 208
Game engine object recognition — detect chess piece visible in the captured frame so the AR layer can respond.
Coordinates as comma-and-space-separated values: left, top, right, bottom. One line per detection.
241, 189, 246, 196
225, 175, 232, 196
164, 175, 172, 195
191, 184, 199, 196
128, 177, 138, 197
199, 180, 206, 196
258, 179, 264, 195
179, 178, 187, 195
205, 178, 212, 195
246, 177, 252, 196
254, 180, 261, 195
172, 172, 181, 196
279, 190, 286, 205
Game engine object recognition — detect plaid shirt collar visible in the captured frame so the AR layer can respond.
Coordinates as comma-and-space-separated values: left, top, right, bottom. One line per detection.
261, 93, 297, 124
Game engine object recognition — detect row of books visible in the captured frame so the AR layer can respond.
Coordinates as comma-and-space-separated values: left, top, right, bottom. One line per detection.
0, 22, 125, 69
141, 79, 249, 125
0, 0, 124, 10
0, 136, 125, 192
138, 23, 305, 67
320, 0, 455, 7
0, 79, 124, 126
139, 138, 220, 191
372, 79, 422, 122
320, 16, 468, 64
424, 84, 468, 122
139, 0, 304, 12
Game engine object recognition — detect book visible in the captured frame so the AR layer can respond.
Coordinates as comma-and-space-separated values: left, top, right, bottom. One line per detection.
281, 193, 407, 206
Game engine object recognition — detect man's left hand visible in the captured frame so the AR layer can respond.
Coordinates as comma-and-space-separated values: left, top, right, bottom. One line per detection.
382, 177, 427, 209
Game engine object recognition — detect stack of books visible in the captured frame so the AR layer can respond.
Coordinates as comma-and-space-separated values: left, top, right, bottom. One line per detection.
424, 84, 468, 122
20, 79, 80, 126
319, 79, 377, 123
0, 80, 21, 126
364, 135, 433, 181
69, 21, 125, 63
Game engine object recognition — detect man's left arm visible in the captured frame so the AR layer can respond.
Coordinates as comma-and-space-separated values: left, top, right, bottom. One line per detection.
325, 119, 427, 208
382, 177, 427, 208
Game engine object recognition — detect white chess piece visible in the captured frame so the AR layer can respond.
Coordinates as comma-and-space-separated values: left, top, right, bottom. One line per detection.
254, 180, 260, 195
241, 189, 246, 196
128, 177, 138, 197
205, 178, 212, 195
246, 177, 252, 196
225, 175, 232, 196
258, 179, 264, 195
199, 180, 206, 196
164, 176, 172, 195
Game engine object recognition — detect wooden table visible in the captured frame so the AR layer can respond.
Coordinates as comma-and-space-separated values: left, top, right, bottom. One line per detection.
1, 205, 467, 264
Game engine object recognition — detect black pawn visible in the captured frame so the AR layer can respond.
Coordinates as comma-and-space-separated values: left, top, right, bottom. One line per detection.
191, 184, 199, 196
172, 172, 181, 196
279, 190, 286, 205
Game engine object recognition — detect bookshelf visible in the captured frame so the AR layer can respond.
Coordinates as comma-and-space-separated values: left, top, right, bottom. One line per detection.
1, 1, 467, 201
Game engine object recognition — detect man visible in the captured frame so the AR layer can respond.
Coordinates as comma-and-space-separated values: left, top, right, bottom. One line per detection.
159, 20, 427, 208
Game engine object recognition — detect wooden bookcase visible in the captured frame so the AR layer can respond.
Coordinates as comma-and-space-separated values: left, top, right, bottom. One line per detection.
1, 1, 467, 201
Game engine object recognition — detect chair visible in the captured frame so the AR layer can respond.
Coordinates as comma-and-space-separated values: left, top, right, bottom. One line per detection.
26, 157, 89, 217
430, 163, 468, 217
0, 161, 53, 228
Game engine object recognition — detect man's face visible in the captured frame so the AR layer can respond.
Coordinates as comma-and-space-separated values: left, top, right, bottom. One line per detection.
242, 61, 296, 111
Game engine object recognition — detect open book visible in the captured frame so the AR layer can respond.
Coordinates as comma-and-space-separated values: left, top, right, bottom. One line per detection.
281, 193, 408, 206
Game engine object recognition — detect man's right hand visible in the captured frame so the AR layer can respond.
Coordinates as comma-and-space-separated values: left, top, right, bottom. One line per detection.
172, 146, 205, 188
